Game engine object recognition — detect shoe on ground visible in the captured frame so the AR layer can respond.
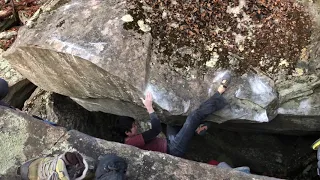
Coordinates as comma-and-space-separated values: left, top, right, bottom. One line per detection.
234, 166, 251, 174
18, 152, 88, 180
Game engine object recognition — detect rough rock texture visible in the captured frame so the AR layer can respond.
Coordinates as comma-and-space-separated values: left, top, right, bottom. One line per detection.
0, 107, 278, 180
213, 115, 320, 135
186, 127, 320, 179
18, 88, 320, 178
22, 88, 119, 140
0, 49, 36, 108
2, 0, 320, 124
0, 107, 67, 179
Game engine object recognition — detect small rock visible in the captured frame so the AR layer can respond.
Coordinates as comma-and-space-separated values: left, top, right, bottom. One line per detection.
279, 59, 289, 67
18, 11, 30, 25
137, 20, 151, 32
171, 0, 178, 5
206, 52, 219, 68
26, 8, 42, 28
121, 14, 134, 22
238, 45, 245, 52
300, 48, 309, 62
293, 68, 304, 76
169, 23, 179, 28
205, 43, 217, 51
0, 31, 17, 40
268, 66, 274, 72
162, 11, 167, 19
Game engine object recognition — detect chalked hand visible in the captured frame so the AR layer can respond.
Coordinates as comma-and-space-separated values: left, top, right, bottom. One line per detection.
141, 91, 154, 113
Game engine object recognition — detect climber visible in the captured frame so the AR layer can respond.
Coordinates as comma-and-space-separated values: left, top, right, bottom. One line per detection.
116, 73, 231, 157
311, 138, 320, 176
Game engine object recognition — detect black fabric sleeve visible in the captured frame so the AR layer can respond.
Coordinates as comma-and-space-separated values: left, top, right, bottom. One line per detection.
142, 112, 162, 142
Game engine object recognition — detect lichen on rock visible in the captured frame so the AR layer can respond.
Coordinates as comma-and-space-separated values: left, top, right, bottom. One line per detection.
124, 0, 312, 77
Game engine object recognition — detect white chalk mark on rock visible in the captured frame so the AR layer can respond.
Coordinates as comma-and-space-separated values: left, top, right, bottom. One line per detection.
145, 84, 171, 111
227, 0, 246, 16
121, 14, 134, 22
253, 111, 269, 122
248, 76, 272, 95
182, 100, 190, 113
137, 20, 151, 32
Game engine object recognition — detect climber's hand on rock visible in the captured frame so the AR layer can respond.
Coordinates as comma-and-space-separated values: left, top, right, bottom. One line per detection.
141, 91, 154, 114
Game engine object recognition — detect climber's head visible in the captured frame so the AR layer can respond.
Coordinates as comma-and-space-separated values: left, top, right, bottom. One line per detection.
0, 78, 8, 100
116, 116, 138, 138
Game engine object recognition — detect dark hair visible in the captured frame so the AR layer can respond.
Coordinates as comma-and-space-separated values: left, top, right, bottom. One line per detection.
0, 78, 8, 100
116, 116, 135, 140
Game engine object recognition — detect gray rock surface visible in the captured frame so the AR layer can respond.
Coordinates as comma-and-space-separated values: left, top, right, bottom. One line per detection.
0, 107, 67, 179
2, 0, 320, 124
22, 88, 119, 140
0, 49, 36, 108
0, 31, 17, 40
0, 106, 278, 180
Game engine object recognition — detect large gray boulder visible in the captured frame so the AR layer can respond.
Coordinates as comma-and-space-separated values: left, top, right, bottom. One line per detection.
0, 106, 277, 180
2, 0, 320, 124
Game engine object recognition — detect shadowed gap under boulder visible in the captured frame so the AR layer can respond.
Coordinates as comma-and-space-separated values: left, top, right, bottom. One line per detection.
4, 80, 37, 109
23, 89, 120, 141
23, 90, 320, 179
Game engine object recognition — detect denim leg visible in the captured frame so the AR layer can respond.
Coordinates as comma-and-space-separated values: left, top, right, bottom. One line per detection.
169, 92, 227, 157
217, 162, 232, 169
166, 125, 181, 143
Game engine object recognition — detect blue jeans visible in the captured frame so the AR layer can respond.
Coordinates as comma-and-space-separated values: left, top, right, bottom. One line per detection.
167, 92, 227, 157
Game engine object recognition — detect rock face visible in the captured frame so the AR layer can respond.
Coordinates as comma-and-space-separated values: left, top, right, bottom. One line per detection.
18, 88, 320, 178
22, 88, 119, 140
0, 106, 277, 180
2, 0, 320, 124
0, 49, 36, 108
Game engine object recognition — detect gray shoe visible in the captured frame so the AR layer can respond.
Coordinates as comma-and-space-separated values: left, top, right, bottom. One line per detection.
19, 152, 88, 180
221, 73, 231, 88
217, 162, 232, 169
234, 166, 251, 174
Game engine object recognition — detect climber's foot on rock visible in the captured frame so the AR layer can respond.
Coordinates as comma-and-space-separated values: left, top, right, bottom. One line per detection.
217, 73, 231, 95
195, 122, 211, 136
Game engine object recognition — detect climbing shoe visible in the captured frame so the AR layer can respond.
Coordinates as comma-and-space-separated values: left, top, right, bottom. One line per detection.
312, 138, 320, 150
311, 138, 320, 176
221, 73, 231, 88
195, 122, 211, 136
18, 152, 88, 180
